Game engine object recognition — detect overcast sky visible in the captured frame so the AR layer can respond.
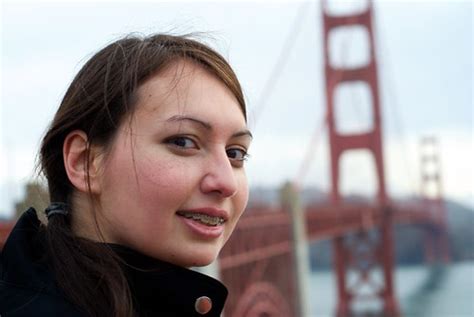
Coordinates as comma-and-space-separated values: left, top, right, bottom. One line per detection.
1, 0, 472, 217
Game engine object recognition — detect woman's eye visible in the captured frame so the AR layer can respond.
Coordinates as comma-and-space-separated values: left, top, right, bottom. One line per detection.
226, 148, 249, 162
165, 136, 198, 149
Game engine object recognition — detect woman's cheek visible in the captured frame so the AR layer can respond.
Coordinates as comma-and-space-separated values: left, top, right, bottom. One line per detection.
134, 152, 197, 206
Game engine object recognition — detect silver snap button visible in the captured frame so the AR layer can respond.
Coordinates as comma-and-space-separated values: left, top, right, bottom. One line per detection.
195, 296, 212, 315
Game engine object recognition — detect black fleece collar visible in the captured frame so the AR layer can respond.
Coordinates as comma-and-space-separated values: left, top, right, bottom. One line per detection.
1, 208, 227, 316
110, 244, 228, 316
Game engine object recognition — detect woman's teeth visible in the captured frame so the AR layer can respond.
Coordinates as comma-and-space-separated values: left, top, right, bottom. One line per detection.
178, 212, 225, 226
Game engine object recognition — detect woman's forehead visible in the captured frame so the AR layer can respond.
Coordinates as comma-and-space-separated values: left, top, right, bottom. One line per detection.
135, 60, 244, 118
138, 59, 213, 96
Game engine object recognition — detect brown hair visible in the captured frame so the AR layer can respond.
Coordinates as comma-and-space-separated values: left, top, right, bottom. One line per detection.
39, 33, 246, 317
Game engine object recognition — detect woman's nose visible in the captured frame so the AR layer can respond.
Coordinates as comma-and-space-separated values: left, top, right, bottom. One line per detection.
200, 152, 238, 198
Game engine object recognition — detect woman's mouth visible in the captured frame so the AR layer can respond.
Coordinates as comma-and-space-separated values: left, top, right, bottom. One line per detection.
176, 208, 228, 239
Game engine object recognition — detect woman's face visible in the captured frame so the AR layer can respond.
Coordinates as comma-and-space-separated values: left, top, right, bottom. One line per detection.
95, 60, 251, 267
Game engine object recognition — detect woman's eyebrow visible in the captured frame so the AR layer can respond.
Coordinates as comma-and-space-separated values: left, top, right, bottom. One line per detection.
166, 115, 212, 130
165, 115, 253, 139
232, 130, 253, 139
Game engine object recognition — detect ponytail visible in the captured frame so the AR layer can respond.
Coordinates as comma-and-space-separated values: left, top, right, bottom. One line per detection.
44, 213, 134, 316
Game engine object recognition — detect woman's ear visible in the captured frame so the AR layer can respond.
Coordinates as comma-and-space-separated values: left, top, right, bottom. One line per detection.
63, 130, 103, 194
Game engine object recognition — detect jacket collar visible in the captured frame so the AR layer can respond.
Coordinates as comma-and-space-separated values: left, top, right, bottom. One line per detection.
110, 244, 228, 316
1, 208, 228, 316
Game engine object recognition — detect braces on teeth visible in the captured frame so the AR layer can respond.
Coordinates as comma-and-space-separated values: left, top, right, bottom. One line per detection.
180, 212, 225, 226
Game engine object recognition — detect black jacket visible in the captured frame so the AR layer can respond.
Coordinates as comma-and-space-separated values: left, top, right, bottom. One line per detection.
0, 208, 228, 316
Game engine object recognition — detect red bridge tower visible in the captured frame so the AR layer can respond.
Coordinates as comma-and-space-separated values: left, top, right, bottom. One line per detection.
322, 1, 400, 316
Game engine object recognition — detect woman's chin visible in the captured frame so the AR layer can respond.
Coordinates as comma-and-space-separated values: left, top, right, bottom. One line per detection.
192, 257, 216, 268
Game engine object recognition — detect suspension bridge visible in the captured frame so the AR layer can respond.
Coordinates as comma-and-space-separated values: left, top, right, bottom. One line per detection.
0, 1, 451, 317
217, 1, 450, 316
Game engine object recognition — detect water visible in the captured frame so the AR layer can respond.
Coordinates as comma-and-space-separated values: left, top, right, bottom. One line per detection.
309, 261, 474, 317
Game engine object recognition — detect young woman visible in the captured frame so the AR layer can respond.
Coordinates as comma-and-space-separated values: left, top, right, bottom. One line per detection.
0, 33, 252, 316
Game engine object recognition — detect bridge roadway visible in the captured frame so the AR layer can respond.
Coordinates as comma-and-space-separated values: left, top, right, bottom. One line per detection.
220, 201, 441, 270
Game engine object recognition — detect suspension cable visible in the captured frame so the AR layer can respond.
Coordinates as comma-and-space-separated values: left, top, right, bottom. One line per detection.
375, 17, 418, 196
251, 1, 311, 127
